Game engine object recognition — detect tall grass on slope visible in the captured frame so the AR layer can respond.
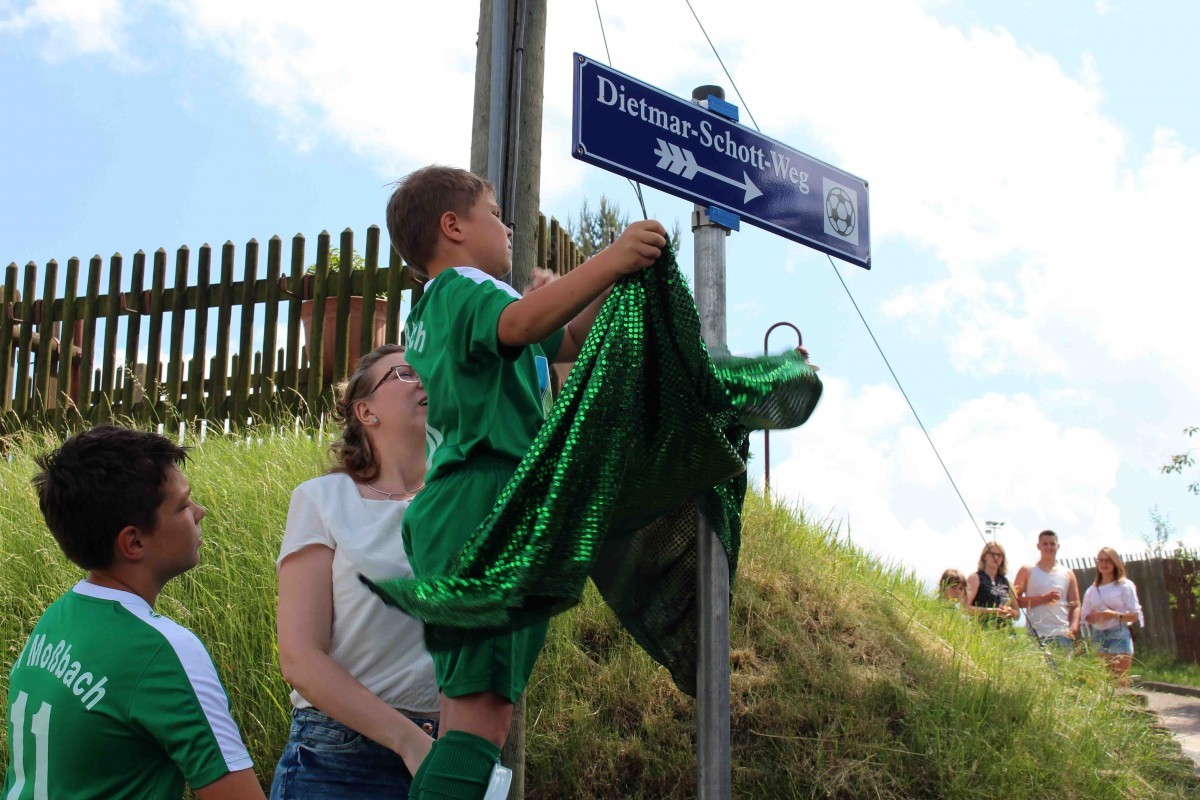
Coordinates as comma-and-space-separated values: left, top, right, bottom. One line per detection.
526, 492, 1199, 799
2, 429, 1197, 798
1, 426, 328, 783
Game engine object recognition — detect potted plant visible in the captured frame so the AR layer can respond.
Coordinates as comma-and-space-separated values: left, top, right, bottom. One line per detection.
300, 248, 390, 379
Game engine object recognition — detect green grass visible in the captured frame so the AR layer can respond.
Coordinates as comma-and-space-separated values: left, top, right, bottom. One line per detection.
2, 428, 1197, 798
1135, 652, 1200, 688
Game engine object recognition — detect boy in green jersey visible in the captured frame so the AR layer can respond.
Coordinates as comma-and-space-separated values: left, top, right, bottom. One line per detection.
3, 426, 265, 800
385, 166, 665, 798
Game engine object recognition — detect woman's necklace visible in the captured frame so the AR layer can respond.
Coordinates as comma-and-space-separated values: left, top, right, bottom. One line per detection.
364, 481, 425, 500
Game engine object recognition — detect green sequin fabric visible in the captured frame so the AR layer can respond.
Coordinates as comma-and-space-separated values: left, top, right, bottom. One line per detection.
367, 248, 822, 695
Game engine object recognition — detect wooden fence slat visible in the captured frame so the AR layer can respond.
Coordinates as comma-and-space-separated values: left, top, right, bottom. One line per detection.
167, 246, 190, 417
0, 264, 17, 416
232, 239, 258, 424
33, 259, 59, 416
57, 258, 80, 422
549, 217, 560, 275
13, 264, 37, 417
333, 229, 354, 381
234, 241, 257, 421
190, 245, 212, 420
386, 247, 404, 344
99, 253, 123, 420
306, 231, 331, 413
76, 257, 102, 417
121, 251, 146, 415
360, 226, 381, 358
283, 234, 305, 407
537, 213, 548, 270
140, 250, 167, 423
211, 242, 235, 422
258, 236, 282, 416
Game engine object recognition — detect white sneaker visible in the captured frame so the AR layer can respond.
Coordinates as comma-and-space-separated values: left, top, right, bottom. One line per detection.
482, 764, 512, 800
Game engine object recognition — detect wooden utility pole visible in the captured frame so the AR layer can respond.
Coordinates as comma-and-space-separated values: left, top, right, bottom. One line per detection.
471, 0, 546, 294
470, 1, 547, 795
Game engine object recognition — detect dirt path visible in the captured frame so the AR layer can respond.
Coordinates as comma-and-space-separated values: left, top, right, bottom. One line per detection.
1138, 688, 1200, 776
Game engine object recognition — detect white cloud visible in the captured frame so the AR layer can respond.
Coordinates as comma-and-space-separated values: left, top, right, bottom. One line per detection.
0, 0, 134, 64
766, 378, 1145, 585
166, 0, 480, 171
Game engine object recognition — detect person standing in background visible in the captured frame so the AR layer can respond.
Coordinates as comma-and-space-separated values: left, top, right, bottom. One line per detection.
965, 543, 1021, 625
1081, 547, 1143, 685
938, 568, 968, 606
1014, 530, 1080, 649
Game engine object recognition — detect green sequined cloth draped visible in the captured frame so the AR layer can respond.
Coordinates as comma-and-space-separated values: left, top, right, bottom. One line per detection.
367, 248, 822, 695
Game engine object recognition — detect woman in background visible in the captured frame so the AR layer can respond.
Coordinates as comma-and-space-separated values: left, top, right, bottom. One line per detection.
966, 542, 1021, 626
1081, 547, 1143, 686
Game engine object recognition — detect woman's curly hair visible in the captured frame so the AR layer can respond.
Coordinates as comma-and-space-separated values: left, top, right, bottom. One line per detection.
329, 344, 406, 481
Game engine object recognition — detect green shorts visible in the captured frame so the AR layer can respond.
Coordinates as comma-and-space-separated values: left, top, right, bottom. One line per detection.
401, 458, 548, 703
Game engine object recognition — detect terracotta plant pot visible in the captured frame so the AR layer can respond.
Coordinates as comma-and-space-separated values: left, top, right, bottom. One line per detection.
300, 297, 389, 380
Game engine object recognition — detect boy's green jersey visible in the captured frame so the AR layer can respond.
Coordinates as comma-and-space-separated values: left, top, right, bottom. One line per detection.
3, 582, 253, 799
405, 267, 564, 481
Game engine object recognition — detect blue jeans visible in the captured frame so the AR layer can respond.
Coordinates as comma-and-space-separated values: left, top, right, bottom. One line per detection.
1037, 634, 1076, 650
1090, 625, 1134, 655
269, 707, 439, 800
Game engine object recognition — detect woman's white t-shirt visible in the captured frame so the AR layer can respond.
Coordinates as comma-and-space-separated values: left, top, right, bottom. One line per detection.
1081, 578, 1144, 632
277, 473, 438, 715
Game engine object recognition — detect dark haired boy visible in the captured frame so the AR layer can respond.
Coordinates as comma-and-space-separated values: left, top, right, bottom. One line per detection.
385, 165, 665, 798
3, 425, 265, 800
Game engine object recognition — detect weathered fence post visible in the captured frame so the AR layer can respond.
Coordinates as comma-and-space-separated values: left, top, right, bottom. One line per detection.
33, 259, 59, 417
189, 245, 212, 420
167, 246, 190, 419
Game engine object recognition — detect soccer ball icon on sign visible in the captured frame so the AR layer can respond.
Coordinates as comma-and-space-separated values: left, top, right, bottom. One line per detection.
825, 187, 855, 237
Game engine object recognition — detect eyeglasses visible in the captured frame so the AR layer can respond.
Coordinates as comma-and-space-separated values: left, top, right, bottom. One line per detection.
1096, 557, 1113, 564
369, 364, 420, 395
987, 551, 1003, 558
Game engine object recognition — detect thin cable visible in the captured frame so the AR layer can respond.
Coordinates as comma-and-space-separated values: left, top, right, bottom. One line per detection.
593, 0, 613, 65
829, 250, 1059, 663
826, 255, 985, 543
593, 0, 649, 220
679, 4, 1057, 667
681, 0, 988, 547
682, 0, 760, 132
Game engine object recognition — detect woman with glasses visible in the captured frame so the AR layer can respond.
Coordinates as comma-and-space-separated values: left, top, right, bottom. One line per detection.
270, 344, 439, 799
1081, 547, 1143, 685
965, 542, 1021, 626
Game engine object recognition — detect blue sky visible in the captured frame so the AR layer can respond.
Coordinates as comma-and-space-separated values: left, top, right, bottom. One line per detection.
2, 0, 1198, 584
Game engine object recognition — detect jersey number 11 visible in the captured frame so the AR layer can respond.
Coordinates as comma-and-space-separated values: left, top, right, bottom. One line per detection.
6, 691, 51, 800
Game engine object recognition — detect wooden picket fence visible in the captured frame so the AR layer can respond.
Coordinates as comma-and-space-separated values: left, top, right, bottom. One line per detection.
1, 216, 584, 433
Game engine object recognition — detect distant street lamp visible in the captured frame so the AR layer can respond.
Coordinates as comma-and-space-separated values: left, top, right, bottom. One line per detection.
985, 520, 1006, 540
762, 321, 803, 493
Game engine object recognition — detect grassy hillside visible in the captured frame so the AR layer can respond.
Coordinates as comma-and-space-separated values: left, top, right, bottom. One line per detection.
2, 428, 1196, 798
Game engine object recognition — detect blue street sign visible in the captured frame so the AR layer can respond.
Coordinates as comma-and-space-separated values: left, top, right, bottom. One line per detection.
572, 54, 871, 269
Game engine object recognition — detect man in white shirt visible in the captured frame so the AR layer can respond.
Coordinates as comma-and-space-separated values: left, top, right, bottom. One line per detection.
1014, 530, 1080, 649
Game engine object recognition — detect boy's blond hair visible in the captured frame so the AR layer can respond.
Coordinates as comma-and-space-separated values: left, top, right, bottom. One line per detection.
386, 165, 493, 279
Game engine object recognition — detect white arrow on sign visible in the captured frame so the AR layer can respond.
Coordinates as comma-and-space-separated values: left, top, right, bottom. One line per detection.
653, 138, 763, 204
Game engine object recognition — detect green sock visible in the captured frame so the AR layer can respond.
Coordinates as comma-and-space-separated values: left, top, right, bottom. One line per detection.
409, 739, 434, 797
415, 730, 501, 800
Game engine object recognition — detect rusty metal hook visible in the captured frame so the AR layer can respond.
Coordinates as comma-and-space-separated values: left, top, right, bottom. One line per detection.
279, 274, 301, 300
